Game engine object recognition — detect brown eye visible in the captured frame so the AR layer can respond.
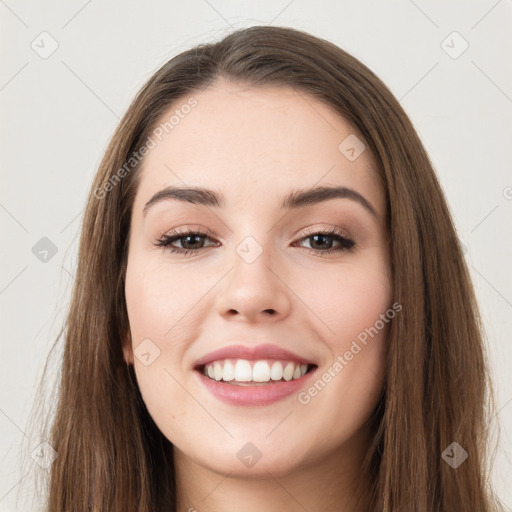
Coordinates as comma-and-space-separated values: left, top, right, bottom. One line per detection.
154, 229, 218, 256
296, 228, 355, 255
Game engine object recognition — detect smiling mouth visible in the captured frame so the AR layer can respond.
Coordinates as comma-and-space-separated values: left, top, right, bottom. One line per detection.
196, 359, 317, 385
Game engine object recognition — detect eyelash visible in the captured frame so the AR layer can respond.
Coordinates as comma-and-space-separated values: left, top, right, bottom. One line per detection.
154, 227, 355, 257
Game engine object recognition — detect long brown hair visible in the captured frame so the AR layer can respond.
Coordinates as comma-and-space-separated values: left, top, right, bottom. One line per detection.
22, 25, 503, 511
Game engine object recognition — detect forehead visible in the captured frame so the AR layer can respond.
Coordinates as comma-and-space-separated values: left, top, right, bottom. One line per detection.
134, 79, 385, 215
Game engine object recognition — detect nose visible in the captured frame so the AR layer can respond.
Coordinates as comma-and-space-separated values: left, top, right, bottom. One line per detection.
215, 241, 292, 323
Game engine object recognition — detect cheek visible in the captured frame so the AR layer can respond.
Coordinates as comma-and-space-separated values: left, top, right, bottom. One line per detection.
124, 255, 203, 439
291, 257, 392, 347
292, 260, 391, 426
124, 255, 205, 347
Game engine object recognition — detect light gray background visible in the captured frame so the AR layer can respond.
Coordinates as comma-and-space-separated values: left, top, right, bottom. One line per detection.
1, 1, 511, 510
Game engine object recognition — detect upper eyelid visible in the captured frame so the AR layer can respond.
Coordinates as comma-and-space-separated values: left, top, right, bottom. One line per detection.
162, 226, 351, 237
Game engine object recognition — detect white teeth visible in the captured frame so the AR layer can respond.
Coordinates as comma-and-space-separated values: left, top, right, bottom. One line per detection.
282, 362, 295, 381
252, 361, 270, 382
202, 359, 310, 383
222, 360, 235, 381
214, 362, 223, 381
270, 361, 283, 381
234, 360, 252, 382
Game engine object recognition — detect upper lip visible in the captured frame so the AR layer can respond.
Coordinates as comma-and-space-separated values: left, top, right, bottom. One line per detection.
193, 343, 317, 369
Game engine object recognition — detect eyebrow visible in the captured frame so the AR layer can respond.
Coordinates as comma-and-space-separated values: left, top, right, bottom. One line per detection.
143, 185, 377, 216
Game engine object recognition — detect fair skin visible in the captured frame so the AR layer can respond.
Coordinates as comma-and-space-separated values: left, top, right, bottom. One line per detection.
123, 78, 392, 512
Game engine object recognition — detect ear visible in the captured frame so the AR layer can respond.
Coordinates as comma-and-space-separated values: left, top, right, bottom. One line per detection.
122, 329, 134, 365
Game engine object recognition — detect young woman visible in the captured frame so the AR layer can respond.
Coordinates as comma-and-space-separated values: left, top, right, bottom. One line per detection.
28, 25, 504, 511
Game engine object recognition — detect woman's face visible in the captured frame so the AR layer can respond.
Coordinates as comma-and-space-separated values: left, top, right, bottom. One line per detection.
124, 79, 392, 477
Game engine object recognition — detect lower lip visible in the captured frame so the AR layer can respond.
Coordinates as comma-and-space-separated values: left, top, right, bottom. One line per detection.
195, 368, 317, 406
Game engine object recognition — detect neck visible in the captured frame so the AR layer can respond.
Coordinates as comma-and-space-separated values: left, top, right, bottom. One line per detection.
174, 426, 373, 512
